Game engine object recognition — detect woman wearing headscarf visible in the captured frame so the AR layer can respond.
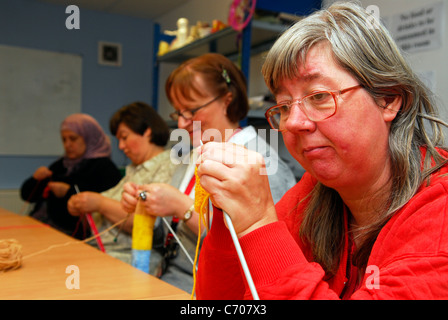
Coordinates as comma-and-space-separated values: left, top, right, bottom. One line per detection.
21, 113, 122, 239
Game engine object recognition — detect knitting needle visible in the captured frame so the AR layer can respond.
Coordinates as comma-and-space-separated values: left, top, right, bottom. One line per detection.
137, 190, 196, 269
199, 141, 259, 300
223, 210, 259, 300
161, 217, 196, 269
74, 185, 105, 252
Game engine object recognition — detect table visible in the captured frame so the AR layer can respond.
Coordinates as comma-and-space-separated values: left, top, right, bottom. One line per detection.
0, 208, 191, 300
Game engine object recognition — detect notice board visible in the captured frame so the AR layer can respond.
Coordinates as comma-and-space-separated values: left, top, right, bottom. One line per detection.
0, 45, 82, 156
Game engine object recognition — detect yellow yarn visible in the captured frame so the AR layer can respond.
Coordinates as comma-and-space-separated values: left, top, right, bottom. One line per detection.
131, 200, 156, 250
191, 166, 210, 299
194, 166, 210, 230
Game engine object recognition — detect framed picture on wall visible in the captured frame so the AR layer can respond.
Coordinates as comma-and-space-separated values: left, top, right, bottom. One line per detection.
98, 41, 122, 67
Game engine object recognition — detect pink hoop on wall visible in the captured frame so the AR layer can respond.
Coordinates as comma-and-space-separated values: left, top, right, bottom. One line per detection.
228, 0, 257, 32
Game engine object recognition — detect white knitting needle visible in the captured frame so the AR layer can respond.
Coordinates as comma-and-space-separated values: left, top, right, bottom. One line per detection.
161, 217, 196, 269
139, 190, 196, 269
222, 209, 259, 300
200, 141, 259, 300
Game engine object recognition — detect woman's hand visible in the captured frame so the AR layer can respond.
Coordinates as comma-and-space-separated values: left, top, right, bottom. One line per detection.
33, 166, 53, 181
139, 183, 192, 218
47, 181, 71, 198
121, 182, 192, 218
67, 191, 102, 216
196, 142, 278, 237
121, 182, 194, 219
121, 182, 140, 214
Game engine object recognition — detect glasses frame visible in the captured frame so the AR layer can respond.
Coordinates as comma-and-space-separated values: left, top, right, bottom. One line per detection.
265, 84, 363, 131
170, 94, 223, 121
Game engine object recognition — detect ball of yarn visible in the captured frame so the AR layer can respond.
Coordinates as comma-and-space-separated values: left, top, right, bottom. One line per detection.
0, 239, 22, 272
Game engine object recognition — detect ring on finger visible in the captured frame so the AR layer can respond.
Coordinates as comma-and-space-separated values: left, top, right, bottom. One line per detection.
138, 190, 148, 201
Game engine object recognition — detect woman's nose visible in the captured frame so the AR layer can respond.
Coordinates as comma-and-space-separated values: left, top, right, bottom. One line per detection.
177, 116, 191, 129
118, 139, 125, 150
284, 104, 316, 133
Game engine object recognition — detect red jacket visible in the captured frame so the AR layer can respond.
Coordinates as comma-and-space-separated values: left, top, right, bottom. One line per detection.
196, 155, 448, 299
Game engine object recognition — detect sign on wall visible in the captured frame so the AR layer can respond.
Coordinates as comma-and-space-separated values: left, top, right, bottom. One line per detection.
389, 1, 444, 53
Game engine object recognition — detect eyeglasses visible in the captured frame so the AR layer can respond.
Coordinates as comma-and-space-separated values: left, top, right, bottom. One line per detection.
170, 94, 222, 121
265, 84, 363, 131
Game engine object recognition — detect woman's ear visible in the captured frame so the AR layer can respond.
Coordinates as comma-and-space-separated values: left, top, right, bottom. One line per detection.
222, 91, 233, 115
224, 91, 233, 105
380, 95, 401, 123
143, 128, 152, 140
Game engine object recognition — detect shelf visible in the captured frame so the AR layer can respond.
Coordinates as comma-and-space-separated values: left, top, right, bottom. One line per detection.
152, 0, 323, 111
156, 20, 290, 64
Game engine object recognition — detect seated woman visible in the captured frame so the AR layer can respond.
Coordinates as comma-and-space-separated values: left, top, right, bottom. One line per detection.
194, 2, 448, 299
67, 102, 178, 264
120, 53, 296, 293
21, 113, 122, 239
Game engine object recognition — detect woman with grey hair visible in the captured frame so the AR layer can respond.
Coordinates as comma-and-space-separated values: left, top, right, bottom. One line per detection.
194, 1, 448, 299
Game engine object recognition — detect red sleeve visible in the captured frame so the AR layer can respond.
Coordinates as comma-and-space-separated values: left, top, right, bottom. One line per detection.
241, 176, 448, 300
196, 173, 317, 300
196, 213, 341, 300
240, 221, 340, 299
196, 207, 246, 300
352, 180, 448, 299
197, 172, 448, 300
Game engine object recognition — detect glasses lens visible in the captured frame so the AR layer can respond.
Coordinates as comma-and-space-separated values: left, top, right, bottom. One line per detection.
303, 92, 336, 121
266, 92, 336, 130
169, 112, 179, 121
170, 110, 194, 121
266, 105, 288, 131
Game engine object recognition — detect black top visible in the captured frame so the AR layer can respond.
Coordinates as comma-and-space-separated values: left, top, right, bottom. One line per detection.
21, 157, 122, 239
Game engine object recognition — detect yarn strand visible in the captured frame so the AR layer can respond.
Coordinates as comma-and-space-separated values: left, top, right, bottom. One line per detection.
0, 215, 128, 272
190, 166, 211, 299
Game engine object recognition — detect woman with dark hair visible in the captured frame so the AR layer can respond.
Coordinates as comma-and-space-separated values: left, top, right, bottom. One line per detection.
120, 53, 295, 292
109, 101, 170, 148
68, 102, 177, 263
194, 2, 448, 299
21, 113, 122, 240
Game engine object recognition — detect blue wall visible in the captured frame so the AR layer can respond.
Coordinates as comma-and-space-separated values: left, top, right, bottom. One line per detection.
0, 0, 155, 189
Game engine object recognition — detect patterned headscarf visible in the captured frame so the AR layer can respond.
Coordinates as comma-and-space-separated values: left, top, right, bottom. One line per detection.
60, 113, 111, 173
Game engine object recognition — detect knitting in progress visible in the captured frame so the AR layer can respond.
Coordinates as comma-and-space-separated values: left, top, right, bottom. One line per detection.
131, 199, 156, 274
192, 151, 259, 300
190, 166, 210, 299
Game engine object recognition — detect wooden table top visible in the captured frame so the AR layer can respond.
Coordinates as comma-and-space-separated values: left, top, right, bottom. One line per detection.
0, 208, 191, 300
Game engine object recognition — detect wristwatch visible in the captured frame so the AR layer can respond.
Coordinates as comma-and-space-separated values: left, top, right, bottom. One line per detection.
183, 204, 195, 222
